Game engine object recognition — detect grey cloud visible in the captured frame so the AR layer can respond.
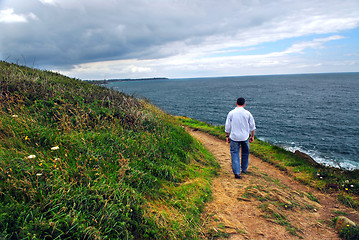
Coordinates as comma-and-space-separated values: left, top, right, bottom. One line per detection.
1, 0, 358, 69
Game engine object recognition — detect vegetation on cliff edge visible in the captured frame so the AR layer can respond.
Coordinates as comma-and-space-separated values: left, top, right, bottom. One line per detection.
176, 116, 359, 209
0, 61, 219, 239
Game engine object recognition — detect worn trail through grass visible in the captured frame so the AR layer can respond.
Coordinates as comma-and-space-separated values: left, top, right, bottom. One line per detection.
187, 128, 359, 240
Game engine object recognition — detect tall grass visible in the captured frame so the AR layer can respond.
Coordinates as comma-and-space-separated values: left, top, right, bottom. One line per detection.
0, 61, 219, 239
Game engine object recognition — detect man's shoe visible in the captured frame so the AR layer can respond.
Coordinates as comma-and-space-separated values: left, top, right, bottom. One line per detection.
235, 174, 241, 179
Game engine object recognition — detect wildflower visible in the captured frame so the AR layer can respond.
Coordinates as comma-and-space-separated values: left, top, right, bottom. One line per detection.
25, 136, 29, 141
285, 205, 288, 208
39, 162, 43, 166
36, 173, 42, 176
27, 155, 36, 159
350, 185, 354, 188
345, 180, 349, 183
345, 188, 349, 191
51, 146, 59, 151
320, 177, 323, 179
12, 115, 18, 118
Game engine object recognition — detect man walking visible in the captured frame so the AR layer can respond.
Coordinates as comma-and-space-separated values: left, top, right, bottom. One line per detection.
225, 97, 256, 179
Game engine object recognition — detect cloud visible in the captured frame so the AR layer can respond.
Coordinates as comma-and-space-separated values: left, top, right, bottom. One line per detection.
61, 34, 347, 79
38, 0, 57, 5
0, 8, 29, 23
0, 0, 359, 78
124, 65, 152, 74
271, 35, 346, 56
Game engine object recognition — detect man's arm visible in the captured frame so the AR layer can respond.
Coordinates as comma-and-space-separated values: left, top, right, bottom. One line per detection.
225, 112, 232, 143
249, 130, 255, 143
226, 133, 230, 143
248, 112, 256, 143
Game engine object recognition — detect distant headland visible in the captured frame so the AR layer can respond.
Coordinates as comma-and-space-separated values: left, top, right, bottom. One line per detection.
88, 77, 169, 84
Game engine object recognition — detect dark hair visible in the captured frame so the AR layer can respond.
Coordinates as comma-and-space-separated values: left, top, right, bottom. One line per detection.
237, 97, 245, 106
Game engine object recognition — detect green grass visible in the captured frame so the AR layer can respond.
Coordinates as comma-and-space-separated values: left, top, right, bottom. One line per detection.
176, 116, 359, 209
339, 225, 359, 240
0, 61, 219, 239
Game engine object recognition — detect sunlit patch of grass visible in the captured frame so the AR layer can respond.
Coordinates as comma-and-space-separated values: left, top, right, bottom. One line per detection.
176, 116, 226, 140
338, 193, 359, 209
306, 192, 319, 203
206, 227, 231, 239
332, 210, 348, 216
260, 203, 303, 238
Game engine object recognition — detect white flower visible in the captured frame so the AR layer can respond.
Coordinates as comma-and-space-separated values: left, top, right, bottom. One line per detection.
350, 185, 354, 188
51, 146, 59, 151
12, 115, 18, 118
27, 155, 36, 159
36, 173, 42, 176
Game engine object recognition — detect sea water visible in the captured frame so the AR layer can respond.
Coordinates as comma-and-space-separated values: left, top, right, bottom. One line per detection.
105, 73, 359, 170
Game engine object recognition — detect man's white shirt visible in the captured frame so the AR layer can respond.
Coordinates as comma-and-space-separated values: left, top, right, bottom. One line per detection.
225, 107, 256, 141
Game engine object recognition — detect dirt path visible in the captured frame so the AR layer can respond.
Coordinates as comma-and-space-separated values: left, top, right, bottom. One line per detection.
187, 129, 358, 240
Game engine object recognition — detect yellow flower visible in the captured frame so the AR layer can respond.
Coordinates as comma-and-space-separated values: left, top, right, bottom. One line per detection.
39, 162, 43, 166
345, 188, 348, 191
25, 136, 29, 141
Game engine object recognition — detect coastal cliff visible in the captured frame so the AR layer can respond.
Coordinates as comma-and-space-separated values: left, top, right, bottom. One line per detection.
1, 61, 358, 239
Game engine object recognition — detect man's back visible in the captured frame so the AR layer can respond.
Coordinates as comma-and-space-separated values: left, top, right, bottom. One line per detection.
225, 106, 255, 142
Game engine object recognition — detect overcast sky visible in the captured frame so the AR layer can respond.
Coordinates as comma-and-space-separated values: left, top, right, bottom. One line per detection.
1, 0, 358, 79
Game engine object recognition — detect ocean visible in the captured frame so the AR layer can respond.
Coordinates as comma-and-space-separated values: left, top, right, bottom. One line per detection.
105, 73, 359, 170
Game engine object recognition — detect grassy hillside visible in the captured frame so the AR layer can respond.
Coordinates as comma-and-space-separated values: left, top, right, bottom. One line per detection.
0, 61, 219, 239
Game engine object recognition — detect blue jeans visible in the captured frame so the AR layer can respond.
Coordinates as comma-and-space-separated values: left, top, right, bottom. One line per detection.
230, 138, 249, 175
